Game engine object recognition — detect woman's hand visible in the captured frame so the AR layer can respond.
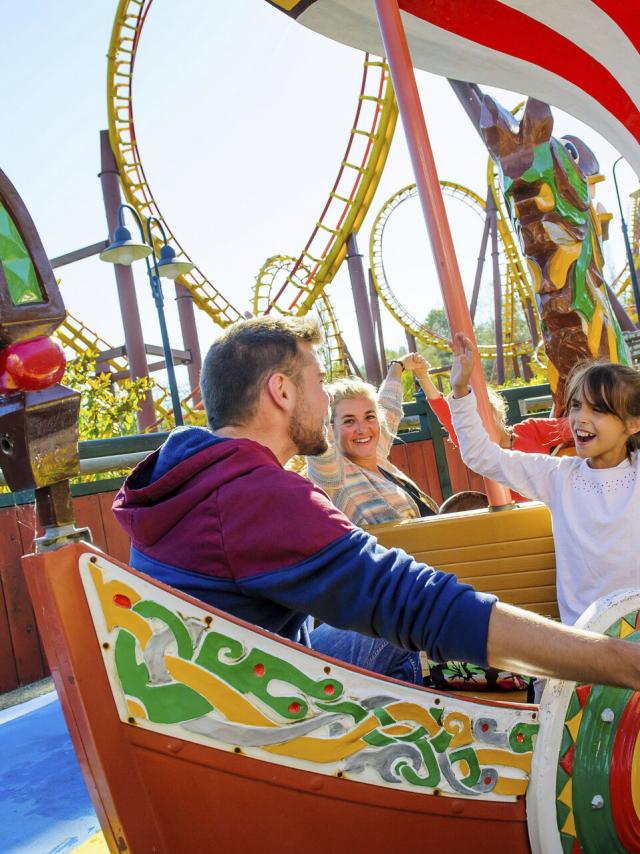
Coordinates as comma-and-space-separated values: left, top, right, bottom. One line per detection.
402, 353, 430, 375
450, 332, 475, 397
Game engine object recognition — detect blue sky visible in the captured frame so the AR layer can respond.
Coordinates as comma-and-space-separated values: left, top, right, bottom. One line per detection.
3, 1, 638, 383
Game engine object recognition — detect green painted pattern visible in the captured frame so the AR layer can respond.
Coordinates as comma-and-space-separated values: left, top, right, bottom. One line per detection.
133, 600, 193, 659
572, 685, 631, 853
115, 630, 213, 723
105, 593, 539, 796
195, 630, 343, 720
0, 203, 43, 304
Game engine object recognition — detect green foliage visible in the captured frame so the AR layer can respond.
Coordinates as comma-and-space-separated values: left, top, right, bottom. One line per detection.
63, 352, 153, 441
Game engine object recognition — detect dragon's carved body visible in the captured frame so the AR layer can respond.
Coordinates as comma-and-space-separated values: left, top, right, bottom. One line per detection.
480, 96, 628, 411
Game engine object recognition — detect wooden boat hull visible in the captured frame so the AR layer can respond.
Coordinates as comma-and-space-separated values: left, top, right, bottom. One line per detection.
24, 541, 536, 853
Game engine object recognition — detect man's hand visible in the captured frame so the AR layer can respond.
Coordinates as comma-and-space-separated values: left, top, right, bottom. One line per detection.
403, 353, 430, 375
449, 332, 475, 397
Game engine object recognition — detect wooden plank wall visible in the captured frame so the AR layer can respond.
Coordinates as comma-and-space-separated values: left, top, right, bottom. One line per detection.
0, 491, 130, 694
389, 438, 484, 504
0, 436, 477, 694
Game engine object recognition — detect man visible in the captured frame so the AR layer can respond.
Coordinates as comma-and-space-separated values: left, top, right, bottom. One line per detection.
113, 317, 640, 691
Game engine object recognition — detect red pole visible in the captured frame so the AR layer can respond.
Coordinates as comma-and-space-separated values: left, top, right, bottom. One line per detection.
374, 0, 510, 506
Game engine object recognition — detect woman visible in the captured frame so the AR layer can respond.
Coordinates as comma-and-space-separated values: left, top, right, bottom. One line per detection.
307, 353, 439, 526
308, 353, 527, 694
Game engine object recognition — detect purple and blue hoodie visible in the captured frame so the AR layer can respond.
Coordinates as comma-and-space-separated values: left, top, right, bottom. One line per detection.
113, 427, 496, 664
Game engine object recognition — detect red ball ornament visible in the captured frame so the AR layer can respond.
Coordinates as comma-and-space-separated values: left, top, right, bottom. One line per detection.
0, 336, 66, 392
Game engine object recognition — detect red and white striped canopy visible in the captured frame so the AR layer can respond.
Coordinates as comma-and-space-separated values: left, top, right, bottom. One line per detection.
268, 0, 640, 176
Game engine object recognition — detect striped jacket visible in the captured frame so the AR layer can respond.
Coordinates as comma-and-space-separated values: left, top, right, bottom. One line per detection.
307, 376, 424, 527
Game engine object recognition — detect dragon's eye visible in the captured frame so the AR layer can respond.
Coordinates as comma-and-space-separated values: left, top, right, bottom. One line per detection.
561, 139, 580, 163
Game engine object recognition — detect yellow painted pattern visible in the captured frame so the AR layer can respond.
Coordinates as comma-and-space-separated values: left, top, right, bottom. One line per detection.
620, 618, 636, 639
605, 316, 618, 362
533, 183, 555, 213
587, 305, 604, 356
565, 709, 583, 744
269, 0, 301, 9
493, 777, 529, 797
549, 243, 582, 289
384, 702, 441, 736
561, 806, 577, 837
475, 748, 533, 774
558, 777, 573, 809
90, 565, 152, 650
264, 715, 379, 762
165, 656, 276, 727
443, 711, 474, 748
631, 727, 640, 818
127, 698, 148, 719
527, 258, 542, 294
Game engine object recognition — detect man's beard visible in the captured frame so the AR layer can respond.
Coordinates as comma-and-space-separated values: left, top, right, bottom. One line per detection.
289, 408, 328, 456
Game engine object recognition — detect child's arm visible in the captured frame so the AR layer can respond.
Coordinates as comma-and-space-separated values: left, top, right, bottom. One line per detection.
449, 334, 563, 504
406, 354, 460, 445
512, 417, 573, 453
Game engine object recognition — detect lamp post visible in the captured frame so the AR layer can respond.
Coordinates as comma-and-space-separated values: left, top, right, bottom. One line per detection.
100, 204, 193, 427
612, 156, 640, 323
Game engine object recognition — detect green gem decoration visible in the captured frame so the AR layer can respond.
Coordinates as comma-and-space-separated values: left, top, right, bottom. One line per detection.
0, 203, 43, 304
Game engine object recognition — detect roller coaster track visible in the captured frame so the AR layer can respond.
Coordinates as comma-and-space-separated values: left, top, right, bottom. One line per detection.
254, 256, 349, 379
254, 55, 398, 320
369, 178, 537, 359
613, 189, 640, 321
107, 0, 242, 328
55, 313, 201, 428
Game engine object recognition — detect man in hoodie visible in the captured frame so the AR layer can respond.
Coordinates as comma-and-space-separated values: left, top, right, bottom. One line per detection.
113, 316, 640, 691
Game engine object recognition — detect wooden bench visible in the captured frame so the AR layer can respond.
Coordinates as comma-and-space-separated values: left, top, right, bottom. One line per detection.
369, 502, 558, 620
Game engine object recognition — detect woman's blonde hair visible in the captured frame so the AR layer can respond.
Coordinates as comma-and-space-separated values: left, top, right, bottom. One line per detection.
328, 377, 378, 423
565, 360, 640, 453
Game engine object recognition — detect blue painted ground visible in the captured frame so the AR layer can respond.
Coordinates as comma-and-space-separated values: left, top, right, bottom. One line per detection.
0, 691, 99, 853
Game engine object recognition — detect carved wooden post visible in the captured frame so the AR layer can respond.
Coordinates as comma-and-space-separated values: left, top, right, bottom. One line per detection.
0, 168, 90, 550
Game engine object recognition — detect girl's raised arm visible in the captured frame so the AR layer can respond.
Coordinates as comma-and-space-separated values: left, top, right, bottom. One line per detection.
449, 334, 565, 504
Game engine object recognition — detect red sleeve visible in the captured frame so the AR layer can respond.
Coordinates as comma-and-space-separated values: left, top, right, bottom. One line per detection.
512, 417, 572, 453
428, 394, 459, 446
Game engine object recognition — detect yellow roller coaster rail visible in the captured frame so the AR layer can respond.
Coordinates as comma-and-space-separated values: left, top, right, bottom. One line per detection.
254, 256, 350, 379
613, 188, 640, 323
107, 0, 241, 329
56, 312, 201, 428
369, 178, 537, 359
254, 54, 398, 320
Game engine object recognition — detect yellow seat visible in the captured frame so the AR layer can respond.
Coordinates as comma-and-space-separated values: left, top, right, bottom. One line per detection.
369, 502, 558, 620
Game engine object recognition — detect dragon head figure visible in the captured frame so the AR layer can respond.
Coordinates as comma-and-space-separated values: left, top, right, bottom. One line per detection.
480, 95, 628, 411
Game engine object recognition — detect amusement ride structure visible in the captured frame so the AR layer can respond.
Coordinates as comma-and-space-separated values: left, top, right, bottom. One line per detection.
3, 0, 640, 852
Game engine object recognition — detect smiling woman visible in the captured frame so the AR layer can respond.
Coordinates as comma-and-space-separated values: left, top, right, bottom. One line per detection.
307, 354, 439, 527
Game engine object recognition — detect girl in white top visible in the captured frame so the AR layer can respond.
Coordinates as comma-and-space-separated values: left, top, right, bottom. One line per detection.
448, 332, 640, 626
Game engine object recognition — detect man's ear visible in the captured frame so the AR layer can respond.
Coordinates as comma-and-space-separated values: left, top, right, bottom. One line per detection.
265, 371, 295, 413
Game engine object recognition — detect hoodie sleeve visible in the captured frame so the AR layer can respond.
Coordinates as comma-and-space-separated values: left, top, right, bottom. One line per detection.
218, 466, 496, 666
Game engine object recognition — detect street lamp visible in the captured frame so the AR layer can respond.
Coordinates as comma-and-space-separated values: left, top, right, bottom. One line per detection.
100, 204, 193, 427
612, 156, 640, 323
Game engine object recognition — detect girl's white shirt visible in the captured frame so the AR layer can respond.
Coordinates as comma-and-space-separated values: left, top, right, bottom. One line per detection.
450, 390, 640, 625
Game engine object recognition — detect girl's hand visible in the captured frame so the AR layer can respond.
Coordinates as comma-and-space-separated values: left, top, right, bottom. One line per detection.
450, 332, 475, 397
403, 353, 430, 374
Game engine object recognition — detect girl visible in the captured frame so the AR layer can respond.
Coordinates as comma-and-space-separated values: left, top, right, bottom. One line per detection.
449, 332, 640, 625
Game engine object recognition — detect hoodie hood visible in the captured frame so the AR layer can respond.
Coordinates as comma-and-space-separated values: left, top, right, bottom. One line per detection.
113, 427, 281, 548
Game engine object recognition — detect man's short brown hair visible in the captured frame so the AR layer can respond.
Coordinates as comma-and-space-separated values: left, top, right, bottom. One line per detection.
201, 316, 323, 429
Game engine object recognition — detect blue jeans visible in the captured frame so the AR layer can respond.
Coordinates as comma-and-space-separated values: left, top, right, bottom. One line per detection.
310, 623, 422, 685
